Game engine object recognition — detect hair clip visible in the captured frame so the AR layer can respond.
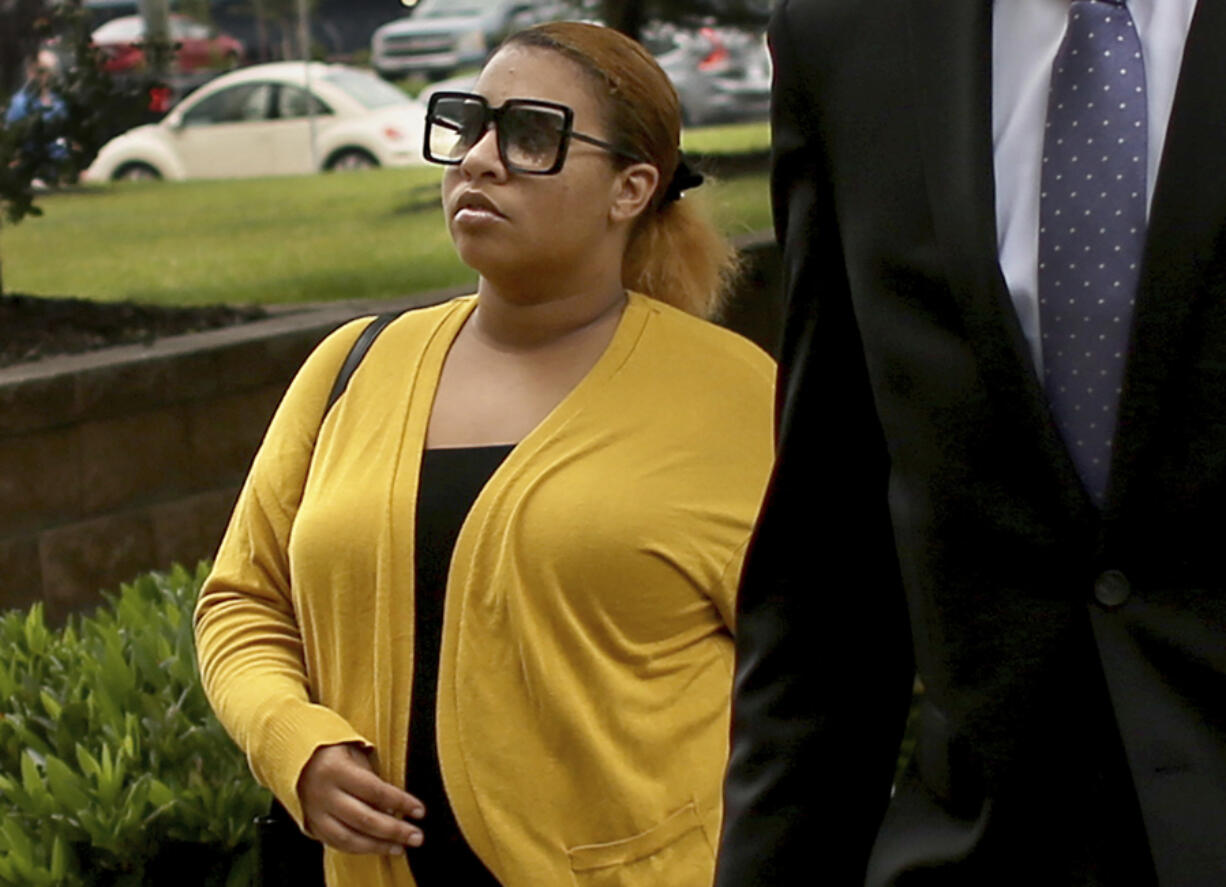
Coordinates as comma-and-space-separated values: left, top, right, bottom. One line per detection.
662, 155, 704, 204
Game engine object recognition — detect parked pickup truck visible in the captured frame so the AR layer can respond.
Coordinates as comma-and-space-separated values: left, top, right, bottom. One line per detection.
371, 0, 570, 81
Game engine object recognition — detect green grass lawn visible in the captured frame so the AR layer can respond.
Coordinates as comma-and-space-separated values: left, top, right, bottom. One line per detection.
5, 167, 469, 307
3, 123, 770, 307
682, 121, 770, 155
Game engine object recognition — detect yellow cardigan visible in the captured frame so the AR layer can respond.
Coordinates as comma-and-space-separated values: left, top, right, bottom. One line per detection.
195, 293, 775, 887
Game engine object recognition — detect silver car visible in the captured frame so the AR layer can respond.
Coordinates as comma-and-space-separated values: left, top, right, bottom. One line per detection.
418, 19, 770, 129
652, 26, 771, 127
371, 0, 570, 81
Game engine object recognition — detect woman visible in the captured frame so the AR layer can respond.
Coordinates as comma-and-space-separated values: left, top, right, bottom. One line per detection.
195, 21, 774, 887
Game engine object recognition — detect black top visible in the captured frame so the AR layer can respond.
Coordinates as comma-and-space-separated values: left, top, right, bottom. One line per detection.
408, 444, 513, 886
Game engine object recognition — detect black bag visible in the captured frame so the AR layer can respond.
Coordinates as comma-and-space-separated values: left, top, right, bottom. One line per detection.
254, 799, 326, 887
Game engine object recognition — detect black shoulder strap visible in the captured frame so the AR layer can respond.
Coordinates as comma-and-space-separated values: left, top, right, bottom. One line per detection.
323, 311, 403, 417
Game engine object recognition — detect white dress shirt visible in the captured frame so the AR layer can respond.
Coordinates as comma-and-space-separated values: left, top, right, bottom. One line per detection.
992, 0, 1199, 373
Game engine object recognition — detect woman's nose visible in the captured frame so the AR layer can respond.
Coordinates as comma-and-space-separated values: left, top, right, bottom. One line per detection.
459, 125, 505, 178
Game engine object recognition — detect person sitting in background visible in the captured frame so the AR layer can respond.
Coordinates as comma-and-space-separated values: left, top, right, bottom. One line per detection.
195, 21, 775, 887
4, 48, 69, 184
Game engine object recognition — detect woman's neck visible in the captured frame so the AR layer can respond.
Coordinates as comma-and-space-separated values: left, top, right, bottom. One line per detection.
425, 277, 630, 449
471, 278, 628, 351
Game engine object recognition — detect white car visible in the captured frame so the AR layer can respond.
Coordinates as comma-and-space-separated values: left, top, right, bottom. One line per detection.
86, 62, 427, 181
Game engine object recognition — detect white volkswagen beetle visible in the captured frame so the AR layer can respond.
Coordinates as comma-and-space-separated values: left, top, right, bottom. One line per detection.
86, 61, 427, 181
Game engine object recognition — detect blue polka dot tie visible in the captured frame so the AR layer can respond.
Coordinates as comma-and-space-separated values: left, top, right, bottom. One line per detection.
1038, 0, 1147, 507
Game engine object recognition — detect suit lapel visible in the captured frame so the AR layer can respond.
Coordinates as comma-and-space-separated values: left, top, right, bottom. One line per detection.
1111, 0, 1226, 512
902, 0, 1095, 518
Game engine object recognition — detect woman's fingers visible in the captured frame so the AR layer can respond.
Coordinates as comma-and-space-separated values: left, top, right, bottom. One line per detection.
299, 743, 427, 854
329, 785, 424, 848
310, 810, 415, 856
333, 747, 426, 821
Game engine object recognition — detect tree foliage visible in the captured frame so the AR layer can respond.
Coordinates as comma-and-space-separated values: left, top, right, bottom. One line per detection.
0, 0, 50, 99
0, 1, 160, 292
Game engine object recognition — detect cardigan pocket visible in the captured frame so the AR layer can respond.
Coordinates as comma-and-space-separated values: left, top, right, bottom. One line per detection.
566, 801, 714, 887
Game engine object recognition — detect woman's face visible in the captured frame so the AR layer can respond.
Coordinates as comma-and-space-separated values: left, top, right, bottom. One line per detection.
441, 46, 646, 293
31, 51, 57, 88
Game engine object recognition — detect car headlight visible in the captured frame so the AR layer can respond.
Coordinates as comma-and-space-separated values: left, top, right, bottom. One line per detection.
456, 29, 485, 56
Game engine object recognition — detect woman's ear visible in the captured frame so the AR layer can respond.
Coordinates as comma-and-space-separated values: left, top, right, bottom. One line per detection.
609, 162, 660, 225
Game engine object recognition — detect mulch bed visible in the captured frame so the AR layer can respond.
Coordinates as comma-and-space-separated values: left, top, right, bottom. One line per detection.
0, 293, 267, 369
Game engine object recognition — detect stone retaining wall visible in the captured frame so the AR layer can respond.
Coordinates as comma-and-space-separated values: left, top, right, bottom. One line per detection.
0, 232, 780, 621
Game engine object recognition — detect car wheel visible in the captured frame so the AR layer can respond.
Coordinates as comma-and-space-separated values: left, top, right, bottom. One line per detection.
114, 162, 162, 182
327, 149, 379, 172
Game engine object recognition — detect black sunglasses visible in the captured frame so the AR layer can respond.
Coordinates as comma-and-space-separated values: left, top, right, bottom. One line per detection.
424, 91, 642, 175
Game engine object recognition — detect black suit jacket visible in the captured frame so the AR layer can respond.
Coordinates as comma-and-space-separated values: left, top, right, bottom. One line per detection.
718, 1, 1226, 885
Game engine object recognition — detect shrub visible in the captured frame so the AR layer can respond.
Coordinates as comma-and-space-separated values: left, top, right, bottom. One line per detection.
0, 563, 270, 886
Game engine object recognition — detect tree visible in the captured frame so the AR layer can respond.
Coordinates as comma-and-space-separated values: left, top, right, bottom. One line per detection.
0, 46, 59, 295
0, 2, 159, 295
0, 0, 50, 99
0, 116, 45, 290
235, 0, 321, 61
138, 0, 173, 83
601, 0, 648, 38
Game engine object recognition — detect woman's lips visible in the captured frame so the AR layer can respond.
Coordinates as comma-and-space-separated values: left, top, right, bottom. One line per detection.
455, 206, 505, 223
452, 190, 506, 223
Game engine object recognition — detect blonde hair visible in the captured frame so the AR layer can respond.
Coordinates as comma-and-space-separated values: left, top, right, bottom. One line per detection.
502, 22, 737, 319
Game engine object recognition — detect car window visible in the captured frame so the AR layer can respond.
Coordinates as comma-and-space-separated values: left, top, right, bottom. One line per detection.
181, 82, 273, 126
276, 84, 333, 119
641, 31, 677, 57
321, 69, 412, 110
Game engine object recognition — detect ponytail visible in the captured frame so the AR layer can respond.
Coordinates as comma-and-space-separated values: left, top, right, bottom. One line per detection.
623, 188, 738, 319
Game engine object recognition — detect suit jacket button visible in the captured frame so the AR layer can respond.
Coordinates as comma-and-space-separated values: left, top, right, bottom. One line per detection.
1094, 570, 1131, 608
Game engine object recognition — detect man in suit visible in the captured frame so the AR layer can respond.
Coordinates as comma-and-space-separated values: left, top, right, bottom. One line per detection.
718, 0, 1225, 884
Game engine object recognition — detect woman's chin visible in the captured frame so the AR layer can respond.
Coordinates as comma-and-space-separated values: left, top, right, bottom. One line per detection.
456, 243, 548, 288
454, 245, 497, 272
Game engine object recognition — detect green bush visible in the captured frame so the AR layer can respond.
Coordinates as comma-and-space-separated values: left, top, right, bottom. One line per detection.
0, 564, 270, 886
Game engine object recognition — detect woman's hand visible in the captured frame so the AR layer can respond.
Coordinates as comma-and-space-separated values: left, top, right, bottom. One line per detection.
298, 743, 426, 855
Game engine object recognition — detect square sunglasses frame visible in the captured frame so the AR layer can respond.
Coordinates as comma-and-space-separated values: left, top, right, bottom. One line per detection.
424, 91, 642, 175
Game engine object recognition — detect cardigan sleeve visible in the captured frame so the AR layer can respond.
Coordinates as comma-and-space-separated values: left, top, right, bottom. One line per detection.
194, 317, 375, 829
